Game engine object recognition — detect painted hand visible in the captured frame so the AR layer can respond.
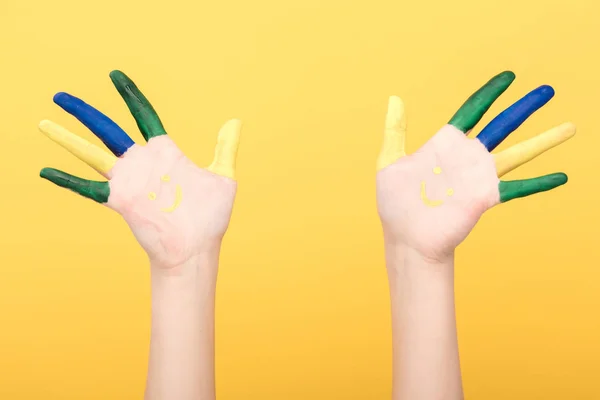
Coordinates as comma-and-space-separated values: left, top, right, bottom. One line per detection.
39, 71, 241, 269
376, 71, 575, 261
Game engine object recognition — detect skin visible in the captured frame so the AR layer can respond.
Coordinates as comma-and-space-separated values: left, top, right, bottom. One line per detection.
39, 70, 241, 400
376, 71, 575, 400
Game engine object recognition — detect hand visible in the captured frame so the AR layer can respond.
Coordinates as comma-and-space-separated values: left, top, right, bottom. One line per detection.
39, 71, 241, 270
376, 71, 575, 262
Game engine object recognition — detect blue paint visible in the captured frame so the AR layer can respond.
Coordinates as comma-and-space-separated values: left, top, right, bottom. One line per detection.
475, 85, 555, 152
53, 92, 135, 156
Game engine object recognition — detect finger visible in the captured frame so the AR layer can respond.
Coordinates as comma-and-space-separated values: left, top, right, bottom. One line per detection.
376, 96, 406, 171
207, 119, 242, 179
448, 71, 515, 133
476, 85, 555, 152
499, 173, 567, 203
39, 120, 118, 176
494, 122, 576, 177
109, 70, 167, 141
40, 168, 110, 203
53, 92, 135, 157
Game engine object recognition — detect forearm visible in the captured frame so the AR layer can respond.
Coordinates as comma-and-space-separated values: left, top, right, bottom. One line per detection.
145, 247, 220, 400
385, 241, 463, 400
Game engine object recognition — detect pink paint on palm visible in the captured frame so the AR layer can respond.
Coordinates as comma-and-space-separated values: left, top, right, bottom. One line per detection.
106, 136, 237, 268
377, 125, 500, 260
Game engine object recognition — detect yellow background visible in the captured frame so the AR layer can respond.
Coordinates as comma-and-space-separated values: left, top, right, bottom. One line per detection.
1, 0, 599, 398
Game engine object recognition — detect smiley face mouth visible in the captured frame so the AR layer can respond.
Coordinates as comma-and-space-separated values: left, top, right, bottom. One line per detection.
420, 181, 444, 207
160, 184, 183, 213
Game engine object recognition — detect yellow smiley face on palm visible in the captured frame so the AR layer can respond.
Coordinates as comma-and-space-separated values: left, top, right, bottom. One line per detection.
420, 166, 455, 207
39, 70, 241, 217
148, 174, 184, 213
377, 72, 575, 218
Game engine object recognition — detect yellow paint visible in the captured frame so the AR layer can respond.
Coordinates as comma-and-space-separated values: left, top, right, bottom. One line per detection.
421, 167, 454, 207
420, 181, 444, 207
494, 122, 576, 177
5, 2, 599, 399
376, 96, 406, 171
38, 120, 117, 175
148, 175, 182, 212
207, 119, 242, 180
160, 184, 183, 213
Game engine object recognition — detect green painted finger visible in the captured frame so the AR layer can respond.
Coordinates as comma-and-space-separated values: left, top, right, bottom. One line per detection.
499, 173, 568, 203
448, 71, 516, 133
40, 168, 110, 203
109, 70, 167, 141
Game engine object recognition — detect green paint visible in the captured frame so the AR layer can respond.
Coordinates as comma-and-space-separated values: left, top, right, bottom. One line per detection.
110, 70, 167, 141
448, 71, 516, 133
499, 173, 568, 203
40, 168, 110, 203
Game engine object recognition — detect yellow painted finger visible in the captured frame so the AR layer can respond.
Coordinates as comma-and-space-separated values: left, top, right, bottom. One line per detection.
39, 120, 117, 175
376, 96, 406, 171
207, 119, 242, 180
494, 122, 576, 177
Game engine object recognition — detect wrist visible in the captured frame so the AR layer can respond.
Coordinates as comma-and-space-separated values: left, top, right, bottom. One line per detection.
149, 247, 221, 303
384, 238, 454, 268
146, 247, 219, 400
385, 241, 456, 307
384, 240, 455, 293
150, 242, 222, 278
149, 248, 219, 325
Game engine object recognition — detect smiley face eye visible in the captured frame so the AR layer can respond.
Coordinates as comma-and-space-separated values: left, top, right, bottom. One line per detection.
149, 176, 170, 201
433, 167, 454, 196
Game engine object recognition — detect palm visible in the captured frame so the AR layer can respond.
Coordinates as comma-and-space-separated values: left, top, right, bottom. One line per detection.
378, 126, 499, 258
40, 71, 241, 268
107, 136, 236, 266
376, 72, 575, 261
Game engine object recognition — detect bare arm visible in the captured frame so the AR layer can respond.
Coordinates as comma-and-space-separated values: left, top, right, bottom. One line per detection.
38, 70, 242, 400
146, 249, 220, 399
376, 72, 573, 399
385, 243, 462, 400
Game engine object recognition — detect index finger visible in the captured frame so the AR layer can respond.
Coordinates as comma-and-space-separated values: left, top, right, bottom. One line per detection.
110, 70, 167, 142
448, 71, 516, 133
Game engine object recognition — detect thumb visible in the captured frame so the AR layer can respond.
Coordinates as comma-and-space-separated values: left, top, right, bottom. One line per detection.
207, 119, 242, 179
376, 96, 406, 171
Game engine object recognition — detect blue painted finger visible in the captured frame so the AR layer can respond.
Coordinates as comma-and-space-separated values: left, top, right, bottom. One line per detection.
53, 92, 135, 156
476, 85, 555, 152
